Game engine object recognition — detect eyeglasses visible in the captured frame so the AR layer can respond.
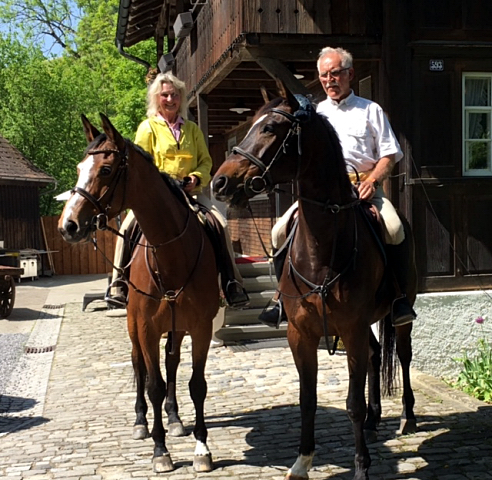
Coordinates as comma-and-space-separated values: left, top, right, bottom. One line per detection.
319, 67, 350, 79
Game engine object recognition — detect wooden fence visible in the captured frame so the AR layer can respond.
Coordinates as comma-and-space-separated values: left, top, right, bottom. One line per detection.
41, 215, 119, 276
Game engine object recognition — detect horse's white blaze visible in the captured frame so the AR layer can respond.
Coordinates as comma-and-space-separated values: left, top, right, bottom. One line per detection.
244, 114, 267, 139
61, 156, 95, 221
194, 440, 210, 456
288, 453, 314, 478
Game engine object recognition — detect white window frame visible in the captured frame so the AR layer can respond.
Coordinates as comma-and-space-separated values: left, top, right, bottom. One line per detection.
462, 72, 492, 177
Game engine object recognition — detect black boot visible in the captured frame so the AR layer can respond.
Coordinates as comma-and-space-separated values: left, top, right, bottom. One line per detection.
105, 277, 128, 309
258, 301, 287, 328
386, 242, 417, 327
258, 246, 288, 328
225, 280, 249, 308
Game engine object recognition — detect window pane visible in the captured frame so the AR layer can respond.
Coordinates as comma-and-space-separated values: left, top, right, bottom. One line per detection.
467, 141, 490, 170
465, 78, 490, 106
467, 112, 490, 139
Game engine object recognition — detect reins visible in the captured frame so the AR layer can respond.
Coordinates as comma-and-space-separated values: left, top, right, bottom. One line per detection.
234, 98, 363, 354
78, 141, 206, 355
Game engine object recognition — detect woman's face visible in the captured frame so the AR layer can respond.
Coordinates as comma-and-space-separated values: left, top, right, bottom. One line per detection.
158, 82, 181, 119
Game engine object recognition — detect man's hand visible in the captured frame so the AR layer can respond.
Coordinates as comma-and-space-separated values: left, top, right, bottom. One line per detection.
357, 180, 378, 200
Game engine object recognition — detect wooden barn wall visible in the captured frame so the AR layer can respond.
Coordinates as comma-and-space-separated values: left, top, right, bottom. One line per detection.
175, 0, 381, 94
42, 215, 119, 276
409, 0, 492, 291
0, 185, 43, 250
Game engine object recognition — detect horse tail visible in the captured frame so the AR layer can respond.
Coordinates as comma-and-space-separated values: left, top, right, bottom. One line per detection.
380, 314, 398, 397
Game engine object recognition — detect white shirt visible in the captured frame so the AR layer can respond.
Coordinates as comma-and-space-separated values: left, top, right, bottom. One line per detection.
316, 91, 403, 173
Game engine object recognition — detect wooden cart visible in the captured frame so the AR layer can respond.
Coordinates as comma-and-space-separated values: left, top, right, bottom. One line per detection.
0, 265, 24, 318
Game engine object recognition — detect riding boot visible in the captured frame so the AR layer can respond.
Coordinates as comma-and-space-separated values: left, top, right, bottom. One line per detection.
258, 246, 288, 328
216, 229, 249, 309
105, 217, 136, 309
386, 241, 417, 327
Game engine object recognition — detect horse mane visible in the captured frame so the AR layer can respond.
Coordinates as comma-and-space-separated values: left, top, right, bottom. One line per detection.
85, 134, 189, 208
312, 110, 354, 194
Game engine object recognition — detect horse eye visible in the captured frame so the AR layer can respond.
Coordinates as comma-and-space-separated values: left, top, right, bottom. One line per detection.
262, 124, 275, 134
100, 166, 112, 177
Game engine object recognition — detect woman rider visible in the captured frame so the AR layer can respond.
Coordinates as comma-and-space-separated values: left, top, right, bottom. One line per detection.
106, 72, 249, 310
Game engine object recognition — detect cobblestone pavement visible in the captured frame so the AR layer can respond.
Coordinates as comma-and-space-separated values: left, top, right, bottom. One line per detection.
1, 297, 492, 480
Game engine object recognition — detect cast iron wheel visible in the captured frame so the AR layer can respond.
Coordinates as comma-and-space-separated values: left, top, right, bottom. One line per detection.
0, 275, 15, 318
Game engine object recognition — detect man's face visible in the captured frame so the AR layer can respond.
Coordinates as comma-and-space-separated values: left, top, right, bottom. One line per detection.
318, 53, 353, 102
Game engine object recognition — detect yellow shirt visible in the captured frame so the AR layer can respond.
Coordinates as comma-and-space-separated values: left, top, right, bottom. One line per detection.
134, 116, 212, 193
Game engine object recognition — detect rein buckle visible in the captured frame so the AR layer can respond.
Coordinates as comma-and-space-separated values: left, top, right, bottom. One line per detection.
245, 176, 268, 196
95, 213, 108, 230
163, 290, 178, 302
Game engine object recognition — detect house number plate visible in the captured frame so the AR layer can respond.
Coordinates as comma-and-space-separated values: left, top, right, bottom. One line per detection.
429, 59, 444, 71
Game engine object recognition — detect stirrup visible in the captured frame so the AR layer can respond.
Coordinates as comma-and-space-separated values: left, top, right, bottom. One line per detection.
258, 300, 286, 329
225, 280, 249, 308
104, 279, 128, 309
391, 295, 417, 327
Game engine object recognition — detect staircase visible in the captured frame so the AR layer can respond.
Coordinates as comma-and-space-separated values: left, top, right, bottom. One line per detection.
215, 258, 287, 342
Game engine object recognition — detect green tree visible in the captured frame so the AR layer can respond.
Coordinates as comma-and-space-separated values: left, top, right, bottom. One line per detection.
0, 0, 156, 215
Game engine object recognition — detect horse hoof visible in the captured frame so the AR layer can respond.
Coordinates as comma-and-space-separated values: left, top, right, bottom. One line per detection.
285, 473, 308, 480
398, 418, 417, 435
193, 453, 213, 472
153, 453, 174, 473
364, 429, 378, 444
132, 424, 149, 440
168, 421, 186, 437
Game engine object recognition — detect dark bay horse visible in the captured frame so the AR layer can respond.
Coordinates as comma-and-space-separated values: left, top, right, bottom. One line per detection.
58, 114, 220, 473
212, 82, 417, 480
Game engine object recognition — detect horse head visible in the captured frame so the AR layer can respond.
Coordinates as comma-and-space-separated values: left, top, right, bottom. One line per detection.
213, 79, 312, 207
58, 114, 129, 243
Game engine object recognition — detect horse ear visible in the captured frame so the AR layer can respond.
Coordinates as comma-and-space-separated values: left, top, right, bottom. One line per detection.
81, 114, 101, 143
275, 77, 300, 112
260, 85, 271, 104
99, 113, 126, 150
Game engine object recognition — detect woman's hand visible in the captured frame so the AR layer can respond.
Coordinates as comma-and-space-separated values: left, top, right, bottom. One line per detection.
182, 175, 199, 193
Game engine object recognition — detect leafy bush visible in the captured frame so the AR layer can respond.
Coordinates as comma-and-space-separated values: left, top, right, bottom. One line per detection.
453, 316, 492, 403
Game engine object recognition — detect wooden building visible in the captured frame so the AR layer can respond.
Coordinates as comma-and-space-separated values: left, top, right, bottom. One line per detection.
115, 0, 492, 293
0, 135, 55, 251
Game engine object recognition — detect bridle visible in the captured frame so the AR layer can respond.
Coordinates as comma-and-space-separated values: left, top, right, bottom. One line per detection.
232, 107, 302, 198
70, 144, 129, 231
232, 96, 361, 213
232, 95, 363, 355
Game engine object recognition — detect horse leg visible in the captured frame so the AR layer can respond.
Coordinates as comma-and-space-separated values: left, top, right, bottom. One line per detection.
396, 323, 416, 434
131, 341, 150, 440
344, 330, 371, 480
144, 339, 173, 473
285, 331, 319, 480
189, 331, 213, 472
164, 331, 187, 437
364, 327, 381, 444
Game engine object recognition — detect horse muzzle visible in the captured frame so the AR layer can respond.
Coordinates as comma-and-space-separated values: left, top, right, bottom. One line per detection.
58, 217, 95, 244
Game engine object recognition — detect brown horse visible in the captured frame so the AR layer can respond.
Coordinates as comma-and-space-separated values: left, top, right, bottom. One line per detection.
212, 82, 417, 480
58, 114, 220, 473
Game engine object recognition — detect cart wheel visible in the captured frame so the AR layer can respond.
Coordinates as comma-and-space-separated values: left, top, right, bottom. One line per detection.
0, 275, 15, 319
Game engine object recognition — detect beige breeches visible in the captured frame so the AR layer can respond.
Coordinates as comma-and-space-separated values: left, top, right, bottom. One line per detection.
272, 187, 405, 250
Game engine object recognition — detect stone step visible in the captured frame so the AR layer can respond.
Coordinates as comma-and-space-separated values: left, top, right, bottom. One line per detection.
215, 323, 287, 342
242, 274, 277, 293
236, 259, 273, 277
226, 290, 275, 310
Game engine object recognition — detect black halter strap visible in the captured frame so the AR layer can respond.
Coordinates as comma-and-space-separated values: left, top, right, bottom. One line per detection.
70, 145, 128, 229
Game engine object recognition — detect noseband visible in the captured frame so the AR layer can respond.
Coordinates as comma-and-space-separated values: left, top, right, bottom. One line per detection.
232, 104, 305, 197
71, 144, 128, 230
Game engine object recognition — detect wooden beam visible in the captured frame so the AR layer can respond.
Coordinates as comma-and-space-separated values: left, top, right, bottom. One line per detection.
197, 93, 209, 147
